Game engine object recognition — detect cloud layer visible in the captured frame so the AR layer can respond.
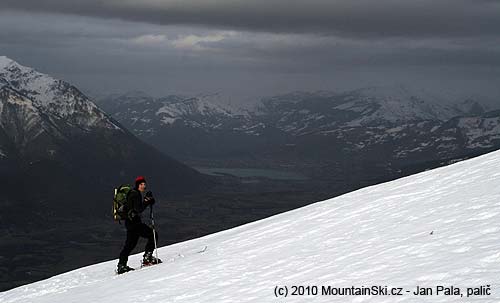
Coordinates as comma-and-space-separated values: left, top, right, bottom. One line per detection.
1, 0, 499, 38
0, 2, 499, 99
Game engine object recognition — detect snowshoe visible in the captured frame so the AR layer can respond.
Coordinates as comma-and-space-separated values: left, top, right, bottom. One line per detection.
116, 263, 135, 274
142, 251, 162, 267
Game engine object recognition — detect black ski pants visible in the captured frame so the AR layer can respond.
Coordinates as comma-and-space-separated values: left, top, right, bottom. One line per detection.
119, 221, 158, 265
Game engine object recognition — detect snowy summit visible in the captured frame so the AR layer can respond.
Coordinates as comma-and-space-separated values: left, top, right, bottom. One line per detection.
0, 56, 120, 130
0, 56, 14, 70
1, 149, 500, 302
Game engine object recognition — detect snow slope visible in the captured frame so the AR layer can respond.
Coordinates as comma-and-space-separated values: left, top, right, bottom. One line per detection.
2, 150, 500, 302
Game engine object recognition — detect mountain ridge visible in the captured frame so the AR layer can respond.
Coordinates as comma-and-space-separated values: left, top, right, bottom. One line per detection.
97, 87, 500, 179
0, 56, 120, 131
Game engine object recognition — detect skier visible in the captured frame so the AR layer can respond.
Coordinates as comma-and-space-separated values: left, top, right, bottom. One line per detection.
117, 176, 162, 274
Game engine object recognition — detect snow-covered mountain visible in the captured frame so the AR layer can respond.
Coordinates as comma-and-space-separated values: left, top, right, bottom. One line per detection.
2, 147, 499, 302
0, 56, 119, 132
335, 85, 461, 124
256, 86, 488, 135
98, 91, 251, 137
0, 56, 212, 217
0, 56, 125, 161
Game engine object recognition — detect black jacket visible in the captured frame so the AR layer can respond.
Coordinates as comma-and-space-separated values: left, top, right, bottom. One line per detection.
126, 189, 148, 225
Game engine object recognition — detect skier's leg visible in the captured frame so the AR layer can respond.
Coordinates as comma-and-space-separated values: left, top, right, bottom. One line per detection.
138, 223, 158, 253
138, 223, 161, 265
119, 228, 140, 265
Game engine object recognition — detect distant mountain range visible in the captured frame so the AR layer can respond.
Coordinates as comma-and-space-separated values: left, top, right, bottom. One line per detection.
97, 86, 500, 180
0, 56, 213, 224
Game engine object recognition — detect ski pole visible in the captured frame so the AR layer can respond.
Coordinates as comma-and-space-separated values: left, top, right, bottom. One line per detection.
150, 205, 159, 261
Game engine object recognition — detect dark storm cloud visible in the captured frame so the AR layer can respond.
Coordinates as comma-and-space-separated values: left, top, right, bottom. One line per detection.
0, 5, 499, 99
1, 0, 499, 38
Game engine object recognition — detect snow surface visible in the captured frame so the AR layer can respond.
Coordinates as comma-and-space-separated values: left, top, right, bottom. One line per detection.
2, 150, 500, 302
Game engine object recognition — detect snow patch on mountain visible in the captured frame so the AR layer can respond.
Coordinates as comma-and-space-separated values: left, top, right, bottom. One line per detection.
160, 116, 177, 125
0, 86, 50, 146
338, 86, 462, 126
155, 92, 247, 122
0, 56, 14, 69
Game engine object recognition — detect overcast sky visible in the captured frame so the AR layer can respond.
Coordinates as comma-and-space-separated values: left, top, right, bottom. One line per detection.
0, 0, 499, 101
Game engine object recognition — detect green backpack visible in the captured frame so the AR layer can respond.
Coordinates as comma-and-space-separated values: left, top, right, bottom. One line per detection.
113, 184, 132, 221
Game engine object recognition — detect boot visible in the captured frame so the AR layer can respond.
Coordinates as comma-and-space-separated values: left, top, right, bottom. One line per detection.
116, 263, 135, 274
142, 251, 162, 266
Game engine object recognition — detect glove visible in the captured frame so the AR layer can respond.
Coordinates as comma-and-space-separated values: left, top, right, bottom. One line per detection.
144, 196, 155, 206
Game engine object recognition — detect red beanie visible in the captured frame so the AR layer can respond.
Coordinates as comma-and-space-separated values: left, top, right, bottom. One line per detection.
135, 176, 146, 188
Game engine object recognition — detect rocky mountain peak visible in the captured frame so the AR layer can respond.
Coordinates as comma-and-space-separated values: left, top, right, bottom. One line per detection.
0, 56, 120, 131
